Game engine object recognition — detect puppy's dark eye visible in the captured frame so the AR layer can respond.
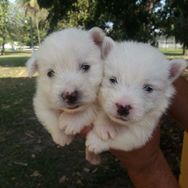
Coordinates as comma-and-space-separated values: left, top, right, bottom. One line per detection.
109, 76, 118, 84
143, 84, 153, 93
80, 64, 90, 72
47, 69, 55, 78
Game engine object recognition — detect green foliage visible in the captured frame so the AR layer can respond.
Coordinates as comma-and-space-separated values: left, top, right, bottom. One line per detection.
160, 0, 188, 50
38, 0, 77, 33
17, 0, 48, 46
87, 0, 162, 42
7, 4, 27, 43
1, 0, 187, 48
0, 0, 9, 54
58, 0, 96, 29
0, 0, 8, 31
0, 1, 38, 50
38, 0, 164, 43
173, 0, 188, 50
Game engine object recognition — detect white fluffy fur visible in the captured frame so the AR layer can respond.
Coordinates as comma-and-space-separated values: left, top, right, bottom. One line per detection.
86, 40, 187, 154
26, 27, 111, 147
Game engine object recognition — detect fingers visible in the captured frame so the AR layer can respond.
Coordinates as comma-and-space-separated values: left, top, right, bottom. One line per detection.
79, 124, 93, 138
110, 126, 160, 168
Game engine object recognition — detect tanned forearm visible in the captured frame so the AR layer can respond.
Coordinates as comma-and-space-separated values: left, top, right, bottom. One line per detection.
127, 150, 180, 188
111, 127, 179, 188
170, 77, 188, 131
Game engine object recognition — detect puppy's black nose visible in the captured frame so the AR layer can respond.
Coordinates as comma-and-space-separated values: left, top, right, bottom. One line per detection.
116, 104, 132, 117
61, 90, 79, 105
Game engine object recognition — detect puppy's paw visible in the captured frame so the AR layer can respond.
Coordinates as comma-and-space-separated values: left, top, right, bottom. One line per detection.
59, 122, 76, 135
85, 149, 101, 165
59, 118, 84, 136
95, 123, 117, 141
52, 133, 73, 146
64, 123, 82, 135
58, 120, 67, 130
86, 132, 109, 154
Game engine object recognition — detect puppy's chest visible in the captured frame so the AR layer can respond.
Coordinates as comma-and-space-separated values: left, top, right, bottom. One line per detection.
114, 115, 158, 138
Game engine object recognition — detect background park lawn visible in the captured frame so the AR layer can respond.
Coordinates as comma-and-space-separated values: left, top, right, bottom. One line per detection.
0, 51, 186, 188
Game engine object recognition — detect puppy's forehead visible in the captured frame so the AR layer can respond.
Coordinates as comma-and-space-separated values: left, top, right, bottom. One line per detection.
37, 29, 101, 69
106, 42, 169, 83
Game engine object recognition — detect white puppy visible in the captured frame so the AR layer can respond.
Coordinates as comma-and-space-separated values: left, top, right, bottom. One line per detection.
86, 40, 187, 154
26, 28, 112, 147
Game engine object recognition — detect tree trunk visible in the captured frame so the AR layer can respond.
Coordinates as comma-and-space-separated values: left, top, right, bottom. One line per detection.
183, 44, 186, 55
1, 36, 5, 55
36, 17, 41, 45
182, 44, 188, 55
29, 17, 34, 50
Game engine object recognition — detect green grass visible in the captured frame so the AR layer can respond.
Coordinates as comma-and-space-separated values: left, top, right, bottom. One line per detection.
0, 53, 31, 78
0, 53, 133, 188
0, 52, 184, 188
0, 53, 31, 67
160, 48, 188, 59
160, 48, 184, 54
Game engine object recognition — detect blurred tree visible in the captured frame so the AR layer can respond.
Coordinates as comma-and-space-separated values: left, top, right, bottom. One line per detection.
57, 0, 96, 29
38, 0, 77, 33
38, 0, 164, 43
6, 3, 25, 45
85, 0, 163, 43
152, 0, 188, 53
19, 0, 188, 49
0, 0, 9, 55
171, 0, 188, 54
174, 15, 188, 54
5, 2, 36, 47
18, 0, 48, 47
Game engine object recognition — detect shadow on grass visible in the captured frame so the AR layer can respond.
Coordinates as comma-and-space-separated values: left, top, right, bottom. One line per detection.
0, 56, 30, 67
0, 76, 183, 188
163, 52, 184, 56
5, 51, 32, 55
0, 77, 133, 188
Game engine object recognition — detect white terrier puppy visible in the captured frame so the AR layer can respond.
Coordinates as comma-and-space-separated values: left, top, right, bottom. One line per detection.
26, 28, 112, 147
86, 40, 187, 155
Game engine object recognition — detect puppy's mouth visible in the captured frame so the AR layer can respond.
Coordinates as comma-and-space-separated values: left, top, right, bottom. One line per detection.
116, 116, 128, 121
64, 104, 81, 112
62, 104, 87, 113
67, 105, 80, 110
108, 115, 129, 125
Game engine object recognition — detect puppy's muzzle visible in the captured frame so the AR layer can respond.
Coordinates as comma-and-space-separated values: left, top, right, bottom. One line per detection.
61, 90, 80, 106
116, 103, 132, 117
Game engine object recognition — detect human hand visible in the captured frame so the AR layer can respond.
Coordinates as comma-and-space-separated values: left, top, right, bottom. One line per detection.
79, 125, 93, 138
111, 126, 179, 188
80, 125, 179, 187
80, 125, 102, 165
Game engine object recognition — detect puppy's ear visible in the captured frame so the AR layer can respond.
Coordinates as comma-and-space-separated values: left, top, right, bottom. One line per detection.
101, 36, 114, 59
89, 27, 105, 47
89, 27, 114, 59
26, 55, 38, 77
169, 59, 187, 82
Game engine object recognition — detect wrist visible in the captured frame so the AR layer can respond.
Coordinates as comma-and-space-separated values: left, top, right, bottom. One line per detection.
127, 150, 179, 188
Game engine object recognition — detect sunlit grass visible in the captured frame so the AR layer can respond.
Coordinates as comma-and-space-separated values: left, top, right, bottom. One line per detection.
0, 67, 28, 78
160, 48, 188, 59
0, 52, 31, 78
1, 51, 187, 79
160, 48, 184, 54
